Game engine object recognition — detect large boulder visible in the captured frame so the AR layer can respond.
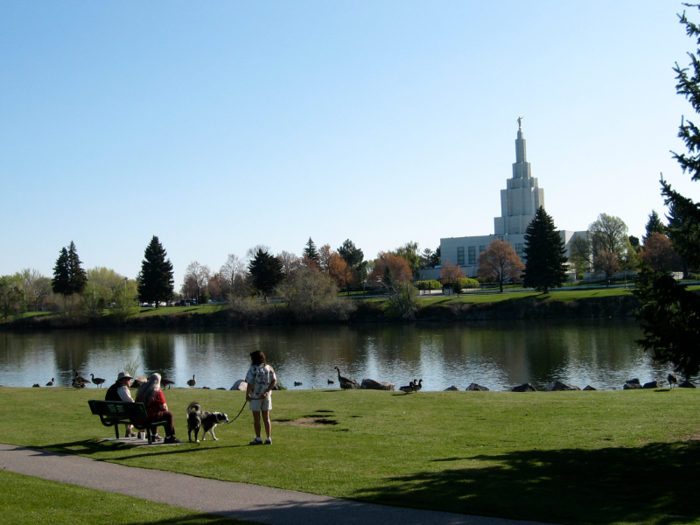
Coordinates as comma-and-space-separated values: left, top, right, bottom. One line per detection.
643, 381, 659, 389
679, 380, 697, 388
361, 379, 395, 391
511, 383, 537, 392
583, 385, 597, 391
623, 379, 642, 389
230, 380, 247, 391
466, 383, 489, 391
444, 385, 460, 391
546, 381, 581, 391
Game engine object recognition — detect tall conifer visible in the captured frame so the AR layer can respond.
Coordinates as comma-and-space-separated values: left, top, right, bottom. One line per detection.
137, 236, 174, 307
522, 206, 568, 294
52, 241, 87, 296
248, 248, 284, 302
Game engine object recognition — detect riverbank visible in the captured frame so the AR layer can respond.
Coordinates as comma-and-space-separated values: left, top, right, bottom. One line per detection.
1, 287, 651, 330
1, 386, 698, 525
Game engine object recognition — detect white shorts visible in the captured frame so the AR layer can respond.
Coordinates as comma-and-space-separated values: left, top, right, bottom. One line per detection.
249, 397, 272, 412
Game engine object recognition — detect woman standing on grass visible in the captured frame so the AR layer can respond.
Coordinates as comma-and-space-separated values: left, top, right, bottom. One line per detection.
135, 373, 182, 444
245, 350, 277, 445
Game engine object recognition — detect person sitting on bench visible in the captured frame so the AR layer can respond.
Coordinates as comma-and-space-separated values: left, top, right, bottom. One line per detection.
105, 372, 136, 438
135, 373, 182, 444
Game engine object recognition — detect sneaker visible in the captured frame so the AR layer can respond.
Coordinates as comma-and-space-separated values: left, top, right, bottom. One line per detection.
249, 437, 263, 445
264, 438, 272, 445
152, 433, 163, 441
164, 436, 183, 444
125, 431, 137, 438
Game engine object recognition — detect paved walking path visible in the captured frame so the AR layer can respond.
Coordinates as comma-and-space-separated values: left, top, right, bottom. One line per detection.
0, 443, 552, 525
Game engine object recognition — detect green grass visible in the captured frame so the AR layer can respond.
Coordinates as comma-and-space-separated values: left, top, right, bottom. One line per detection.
2, 386, 699, 525
0, 469, 256, 525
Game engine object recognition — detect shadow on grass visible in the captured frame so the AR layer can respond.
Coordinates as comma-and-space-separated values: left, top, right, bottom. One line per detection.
122, 516, 259, 525
353, 441, 700, 525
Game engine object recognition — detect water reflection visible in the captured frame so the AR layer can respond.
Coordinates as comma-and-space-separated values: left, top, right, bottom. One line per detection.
0, 320, 693, 390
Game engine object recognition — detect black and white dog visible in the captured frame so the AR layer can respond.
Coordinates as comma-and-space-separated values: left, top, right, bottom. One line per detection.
187, 402, 229, 443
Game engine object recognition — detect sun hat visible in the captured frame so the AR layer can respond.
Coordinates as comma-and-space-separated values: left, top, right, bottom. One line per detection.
117, 372, 133, 381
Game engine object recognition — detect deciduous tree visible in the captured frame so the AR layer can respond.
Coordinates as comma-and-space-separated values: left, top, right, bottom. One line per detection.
182, 261, 210, 304
20, 269, 51, 311
478, 239, 524, 293
0, 275, 25, 320
589, 213, 629, 282
367, 253, 413, 287
568, 235, 591, 277
639, 232, 683, 272
439, 259, 465, 286
137, 236, 174, 308
392, 241, 421, 278
219, 254, 249, 299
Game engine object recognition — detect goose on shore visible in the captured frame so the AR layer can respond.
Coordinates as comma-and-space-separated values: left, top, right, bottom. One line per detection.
412, 379, 423, 393
161, 377, 174, 389
46, 378, 55, 387
668, 373, 679, 388
91, 373, 106, 388
187, 375, 197, 388
399, 380, 415, 393
74, 371, 90, 384
334, 367, 360, 390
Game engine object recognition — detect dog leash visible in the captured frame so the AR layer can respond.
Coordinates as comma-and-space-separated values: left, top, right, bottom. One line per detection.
227, 398, 248, 423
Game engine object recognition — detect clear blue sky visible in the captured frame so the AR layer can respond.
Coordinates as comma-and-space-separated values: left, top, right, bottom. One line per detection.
1, 1, 698, 286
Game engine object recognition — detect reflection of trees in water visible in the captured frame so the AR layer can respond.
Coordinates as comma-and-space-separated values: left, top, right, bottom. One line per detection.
51, 330, 94, 382
140, 332, 176, 375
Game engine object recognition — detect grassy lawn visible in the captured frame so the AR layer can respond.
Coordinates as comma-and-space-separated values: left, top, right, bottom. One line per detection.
0, 469, 256, 525
1, 386, 699, 525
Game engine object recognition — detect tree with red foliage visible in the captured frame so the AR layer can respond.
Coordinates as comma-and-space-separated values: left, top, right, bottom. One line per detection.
477, 239, 524, 293
367, 253, 413, 287
639, 232, 683, 272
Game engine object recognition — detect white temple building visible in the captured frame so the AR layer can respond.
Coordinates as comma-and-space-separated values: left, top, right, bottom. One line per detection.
419, 121, 588, 280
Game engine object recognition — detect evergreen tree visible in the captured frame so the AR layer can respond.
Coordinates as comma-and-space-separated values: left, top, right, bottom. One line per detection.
248, 248, 284, 302
643, 210, 665, 243
522, 206, 568, 294
634, 7, 700, 379
52, 241, 87, 296
337, 239, 367, 288
303, 238, 319, 263
137, 236, 174, 308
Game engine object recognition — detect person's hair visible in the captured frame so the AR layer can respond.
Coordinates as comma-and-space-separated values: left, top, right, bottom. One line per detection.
250, 350, 267, 366
136, 373, 161, 405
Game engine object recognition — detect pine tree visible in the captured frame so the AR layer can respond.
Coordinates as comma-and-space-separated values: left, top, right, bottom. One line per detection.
248, 248, 284, 302
337, 239, 367, 288
643, 210, 665, 243
137, 236, 174, 308
51, 241, 87, 296
634, 6, 700, 379
303, 238, 319, 263
522, 206, 568, 294
52, 247, 71, 296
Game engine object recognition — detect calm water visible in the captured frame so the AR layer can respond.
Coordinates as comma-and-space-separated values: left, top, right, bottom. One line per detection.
0, 320, 685, 391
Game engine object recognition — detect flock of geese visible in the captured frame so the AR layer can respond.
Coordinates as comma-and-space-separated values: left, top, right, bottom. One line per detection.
35, 371, 187, 389
36, 371, 682, 392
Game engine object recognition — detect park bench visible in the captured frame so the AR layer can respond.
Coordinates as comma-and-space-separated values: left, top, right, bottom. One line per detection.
88, 400, 168, 444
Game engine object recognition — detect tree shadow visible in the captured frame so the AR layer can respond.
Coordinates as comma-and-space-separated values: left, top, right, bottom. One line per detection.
352, 441, 700, 525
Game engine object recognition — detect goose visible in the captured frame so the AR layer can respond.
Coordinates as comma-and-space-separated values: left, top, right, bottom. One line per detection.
46, 378, 55, 387
131, 376, 147, 389
411, 379, 423, 393
327, 379, 334, 385
294, 381, 303, 387
187, 375, 197, 388
90, 373, 106, 388
32, 383, 41, 388
72, 378, 86, 389
399, 380, 415, 393
668, 373, 679, 389
74, 370, 90, 384
161, 377, 174, 389
334, 367, 360, 390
